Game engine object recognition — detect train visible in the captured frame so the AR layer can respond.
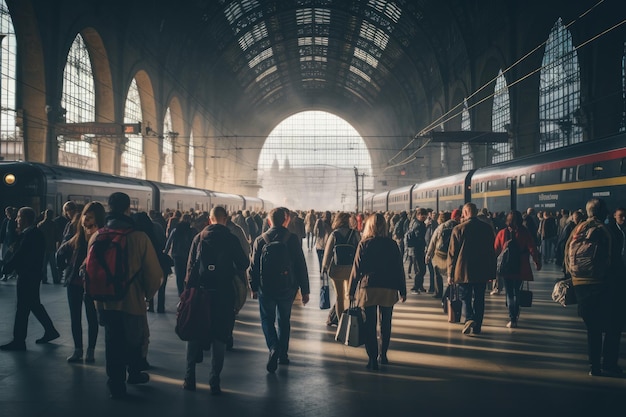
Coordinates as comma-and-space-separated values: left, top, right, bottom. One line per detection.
364, 132, 626, 214
0, 161, 273, 216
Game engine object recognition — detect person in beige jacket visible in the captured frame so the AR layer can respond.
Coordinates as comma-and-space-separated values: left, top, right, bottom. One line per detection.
92, 192, 162, 399
321, 212, 361, 323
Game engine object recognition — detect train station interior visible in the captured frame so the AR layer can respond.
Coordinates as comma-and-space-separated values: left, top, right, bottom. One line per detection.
1, 0, 626, 416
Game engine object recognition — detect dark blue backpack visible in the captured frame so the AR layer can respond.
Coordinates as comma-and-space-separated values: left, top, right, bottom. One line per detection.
260, 233, 294, 297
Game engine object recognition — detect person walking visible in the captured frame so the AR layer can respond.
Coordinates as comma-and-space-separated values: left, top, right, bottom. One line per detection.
38, 209, 61, 284
321, 212, 361, 325
407, 208, 428, 294
494, 210, 541, 328
565, 198, 622, 376
447, 203, 497, 335
425, 211, 456, 299
248, 207, 310, 373
349, 213, 406, 370
92, 193, 162, 399
182, 206, 249, 394
304, 209, 316, 251
164, 213, 197, 296
314, 211, 332, 271
56, 202, 106, 362
0, 207, 60, 351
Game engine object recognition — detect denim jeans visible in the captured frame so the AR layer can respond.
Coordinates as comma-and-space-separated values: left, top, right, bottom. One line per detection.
458, 282, 486, 329
258, 291, 296, 358
503, 279, 523, 321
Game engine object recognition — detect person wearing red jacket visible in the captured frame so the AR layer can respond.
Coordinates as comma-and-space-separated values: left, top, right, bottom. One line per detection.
494, 210, 541, 329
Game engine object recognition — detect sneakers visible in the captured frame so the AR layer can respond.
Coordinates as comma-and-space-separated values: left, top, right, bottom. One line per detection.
490, 289, 501, 295
462, 320, 475, 335
35, 329, 60, 344
278, 356, 290, 365
0, 340, 26, 351
127, 372, 150, 384
410, 287, 420, 294
266, 349, 279, 373
506, 321, 518, 329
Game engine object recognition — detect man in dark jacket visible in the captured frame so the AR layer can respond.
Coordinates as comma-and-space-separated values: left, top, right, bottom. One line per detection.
248, 207, 310, 373
1, 207, 60, 351
182, 206, 249, 395
165, 214, 197, 296
448, 203, 496, 335
407, 208, 428, 294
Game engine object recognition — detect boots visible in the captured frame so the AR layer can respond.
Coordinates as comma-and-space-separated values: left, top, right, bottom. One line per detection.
67, 348, 83, 363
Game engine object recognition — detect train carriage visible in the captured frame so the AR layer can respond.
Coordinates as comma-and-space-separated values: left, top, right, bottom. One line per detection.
471, 134, 626, 213
371, 191, 389, 212
412, 171, 473, 212
387, 185, 414, 213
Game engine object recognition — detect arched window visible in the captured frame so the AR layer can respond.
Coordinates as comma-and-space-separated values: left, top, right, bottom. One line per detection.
161, 107, 174, 183
619, 42, 626, 132
539, 18, 582, 151
258, 111, 373, 210
461, 99, 473, 171
0, 1, 21, 160
492, 70, 512, 163
121, 78, 144, 178
60, 34, 97, 169
188, 131, 195, 187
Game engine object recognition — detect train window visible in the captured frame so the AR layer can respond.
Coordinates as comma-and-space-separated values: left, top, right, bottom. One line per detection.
177, 200, 183, 210
506, 177, 511, 189
568, 167, 574, 182
592, 163, 603, 178
130, 198, 139, 211
487, 181, 491, 191
68, 195, 91, 205
621, 158, 626, 175
529, 173, 536, 185
480, 182, 485, 193
519, 175, 526, 187
577, 165, 586, 180
561, 168, 567, 183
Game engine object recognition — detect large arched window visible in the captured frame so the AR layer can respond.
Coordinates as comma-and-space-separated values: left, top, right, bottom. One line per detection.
258, 111, 373, 210
161, 107, 174, 183
492, 70, 512, 163
121, 78, 144, 178
60, 34, 97, 169
0, 1, 21, 160
461, 99, 473, 171
539, 18, 582, 151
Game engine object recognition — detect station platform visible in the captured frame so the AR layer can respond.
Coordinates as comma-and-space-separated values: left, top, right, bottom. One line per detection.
1, 244, 624, 417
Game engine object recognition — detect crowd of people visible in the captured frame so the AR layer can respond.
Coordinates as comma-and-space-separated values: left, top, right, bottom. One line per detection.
0, 196, 623, 399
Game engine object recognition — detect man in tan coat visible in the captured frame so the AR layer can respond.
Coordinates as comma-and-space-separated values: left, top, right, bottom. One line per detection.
93, 192, 162, 399
447, 203, 496, 335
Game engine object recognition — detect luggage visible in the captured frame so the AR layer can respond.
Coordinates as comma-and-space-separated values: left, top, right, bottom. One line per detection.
320, 272, 331, 310
335, 301, 365, 347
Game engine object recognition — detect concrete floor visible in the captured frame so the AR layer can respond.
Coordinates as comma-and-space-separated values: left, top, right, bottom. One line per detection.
1, 245, 624, 417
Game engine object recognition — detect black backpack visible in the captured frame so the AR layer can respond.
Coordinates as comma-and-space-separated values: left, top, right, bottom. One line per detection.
194, 235, 232, 289
497, 228, 521, 276
332, 230, 356, 266
260, 233, 294, 296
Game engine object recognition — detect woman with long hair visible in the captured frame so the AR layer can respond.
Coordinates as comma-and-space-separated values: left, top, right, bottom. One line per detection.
56, 201, 106, 362
321, 212, 361, 325
494, 210, 541, 328
314, 211, 332, 270
349, 213, 406, 370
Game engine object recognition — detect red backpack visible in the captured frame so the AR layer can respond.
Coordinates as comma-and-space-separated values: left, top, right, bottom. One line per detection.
84, 227, 135, 301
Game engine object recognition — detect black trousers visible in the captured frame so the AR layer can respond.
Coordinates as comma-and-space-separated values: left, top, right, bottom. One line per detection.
100, 310, 146, 389
67, 284, 98, 350
13, 275, 56, 342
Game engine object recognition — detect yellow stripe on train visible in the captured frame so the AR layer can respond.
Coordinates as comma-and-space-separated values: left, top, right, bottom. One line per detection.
472, 177, 626, 199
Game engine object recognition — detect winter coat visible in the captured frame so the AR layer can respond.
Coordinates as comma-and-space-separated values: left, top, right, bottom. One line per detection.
494, 225, 540, 281
92, 215, 162, 315
185, 224, 249, 342
425, 219, 458, 272
448, 217, 496, 284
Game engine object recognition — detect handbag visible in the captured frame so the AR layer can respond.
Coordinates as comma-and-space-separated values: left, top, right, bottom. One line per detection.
320, 272, 331, 310
519, 281, 533, 308
551, 278, 577, 307
446, 284, 462, 323
175, 286, 212, 341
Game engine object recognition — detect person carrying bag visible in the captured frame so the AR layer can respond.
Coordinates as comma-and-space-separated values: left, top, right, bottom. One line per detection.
347, 213, 406, 371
